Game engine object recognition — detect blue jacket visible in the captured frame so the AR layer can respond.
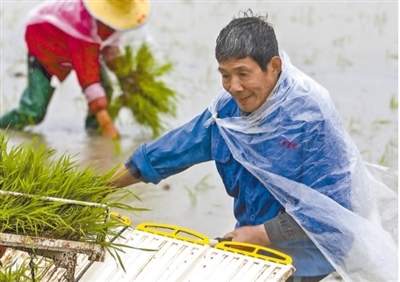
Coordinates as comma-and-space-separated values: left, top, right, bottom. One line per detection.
126, 91, 352, 276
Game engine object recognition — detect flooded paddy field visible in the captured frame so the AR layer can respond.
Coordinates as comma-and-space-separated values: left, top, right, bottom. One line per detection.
0, 1, 397, 239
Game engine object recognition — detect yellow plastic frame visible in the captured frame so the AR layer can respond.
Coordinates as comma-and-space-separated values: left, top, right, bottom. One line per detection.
110, 211, 132, 226
136, 222, 210, 245
136, 222, 292, 266
215, 241, 292, 265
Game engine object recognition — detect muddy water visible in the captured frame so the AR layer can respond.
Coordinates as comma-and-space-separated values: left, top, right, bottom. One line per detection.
0, 1, 397, 238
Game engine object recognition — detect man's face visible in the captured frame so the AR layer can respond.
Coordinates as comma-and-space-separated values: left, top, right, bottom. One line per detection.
218, 56, 281, 113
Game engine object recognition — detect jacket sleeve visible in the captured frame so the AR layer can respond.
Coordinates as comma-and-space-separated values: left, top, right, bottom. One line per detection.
126, 109, 213, 184
67, 36, 108, 113
67, 37, 102, 89
264, 212, 309, 243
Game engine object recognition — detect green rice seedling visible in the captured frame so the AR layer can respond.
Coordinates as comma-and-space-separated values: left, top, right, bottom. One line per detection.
0, 258, 33, 282
0, 133, 145, 267
390, 95, 398, 111
372, 119, 391, 125
109, 43, 177, 137
184, 175, 215, 207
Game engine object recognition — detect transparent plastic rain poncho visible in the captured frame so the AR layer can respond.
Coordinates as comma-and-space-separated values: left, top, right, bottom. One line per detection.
26, 0, 121, 47
207, 52, 397, 281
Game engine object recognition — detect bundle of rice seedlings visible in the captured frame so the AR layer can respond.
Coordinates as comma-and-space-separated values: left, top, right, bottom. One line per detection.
0, 133, 143, 268
109, 43, 177, 137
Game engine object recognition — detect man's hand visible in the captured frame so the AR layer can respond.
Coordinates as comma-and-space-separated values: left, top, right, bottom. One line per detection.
95, 109, 119, 139
109, 164, 142, 188
223, 224, 271, 246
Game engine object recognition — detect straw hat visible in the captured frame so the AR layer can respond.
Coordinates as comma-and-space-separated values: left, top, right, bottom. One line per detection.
83, 0, 150, 31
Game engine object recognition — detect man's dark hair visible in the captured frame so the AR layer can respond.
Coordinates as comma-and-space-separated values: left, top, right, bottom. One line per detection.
215, 10, 279, 71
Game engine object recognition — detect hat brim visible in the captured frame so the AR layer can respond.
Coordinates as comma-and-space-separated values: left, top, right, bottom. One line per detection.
83, 0, 149, 31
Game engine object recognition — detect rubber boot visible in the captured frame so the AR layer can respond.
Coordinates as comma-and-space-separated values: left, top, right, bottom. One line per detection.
0, 56, 54, 129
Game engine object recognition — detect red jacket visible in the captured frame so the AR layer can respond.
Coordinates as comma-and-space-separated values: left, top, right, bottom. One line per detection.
25, 19, 115, 113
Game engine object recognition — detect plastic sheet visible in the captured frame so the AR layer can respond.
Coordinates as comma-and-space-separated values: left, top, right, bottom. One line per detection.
207, 52, 398, 281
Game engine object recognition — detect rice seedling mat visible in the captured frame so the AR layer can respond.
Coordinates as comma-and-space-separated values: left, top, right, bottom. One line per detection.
77, 222, 295, 282
0, 190, 111, 281
1, 222, 294, 281
0, 134, 141, 281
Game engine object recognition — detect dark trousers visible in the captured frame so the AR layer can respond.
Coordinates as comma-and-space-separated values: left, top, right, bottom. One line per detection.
0, 56, 113, 131
0, 56, 54, 129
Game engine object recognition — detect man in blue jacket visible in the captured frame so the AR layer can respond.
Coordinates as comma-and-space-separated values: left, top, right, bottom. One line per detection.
110, 13, 353, 281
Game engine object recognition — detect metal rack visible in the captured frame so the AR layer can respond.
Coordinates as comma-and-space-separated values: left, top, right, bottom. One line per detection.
0, 190, 109, 281
1, 190, 294, 281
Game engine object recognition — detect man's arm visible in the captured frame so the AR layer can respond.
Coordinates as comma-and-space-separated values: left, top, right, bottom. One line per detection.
223, 225, 271, 246
110, 109, 214, 187
110, 164, 142, 188
263, 212, 309, 243
223, 212, 308, 246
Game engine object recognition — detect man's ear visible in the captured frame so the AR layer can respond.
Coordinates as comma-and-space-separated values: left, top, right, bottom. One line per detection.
268, 56, 282, 75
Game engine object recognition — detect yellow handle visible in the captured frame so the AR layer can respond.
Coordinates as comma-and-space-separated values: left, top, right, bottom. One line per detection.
215, 241, 292, 265
110, 211, 132, 226
136, 222, 209, 245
